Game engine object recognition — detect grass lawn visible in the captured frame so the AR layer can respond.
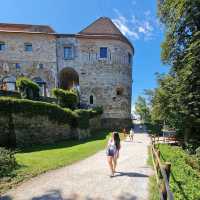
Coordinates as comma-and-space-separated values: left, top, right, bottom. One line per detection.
0, 129, 118, 194
158, 144, 200, 200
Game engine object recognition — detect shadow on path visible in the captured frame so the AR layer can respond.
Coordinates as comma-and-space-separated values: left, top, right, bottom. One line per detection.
114, 171, 149, 178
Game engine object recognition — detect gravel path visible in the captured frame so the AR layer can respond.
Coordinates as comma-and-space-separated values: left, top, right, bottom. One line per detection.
1, 132, 152, 200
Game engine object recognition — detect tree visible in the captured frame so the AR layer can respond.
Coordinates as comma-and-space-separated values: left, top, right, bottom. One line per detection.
157, 0, 200, 143
135, 96, 151, 123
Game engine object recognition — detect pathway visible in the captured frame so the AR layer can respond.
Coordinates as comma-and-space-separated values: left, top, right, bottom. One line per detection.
1, 126, 152, 200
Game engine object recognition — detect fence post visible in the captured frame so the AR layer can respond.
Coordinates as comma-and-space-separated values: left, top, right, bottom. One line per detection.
164, 162, 171, 182
157, 149, 160, 158
161, 181, 167, 200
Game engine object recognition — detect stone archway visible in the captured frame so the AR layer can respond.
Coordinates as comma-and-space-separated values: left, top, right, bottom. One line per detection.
59, 67, 79, 90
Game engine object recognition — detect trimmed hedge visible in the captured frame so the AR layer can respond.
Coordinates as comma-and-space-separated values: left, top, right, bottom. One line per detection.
16, 77, 40, 100
52, 88, 78, 109
0, 97, 77, 127
75, 107, 103, 129
0, 98, 103, 129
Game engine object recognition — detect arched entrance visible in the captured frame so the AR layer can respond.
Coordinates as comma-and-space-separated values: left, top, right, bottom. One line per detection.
59, 67, 79, 90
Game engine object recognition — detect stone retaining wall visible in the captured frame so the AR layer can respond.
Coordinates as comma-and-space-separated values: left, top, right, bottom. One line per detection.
0, 113, 101, 148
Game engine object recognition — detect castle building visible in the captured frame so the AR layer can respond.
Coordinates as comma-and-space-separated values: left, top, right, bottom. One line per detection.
0, 17, 134, 128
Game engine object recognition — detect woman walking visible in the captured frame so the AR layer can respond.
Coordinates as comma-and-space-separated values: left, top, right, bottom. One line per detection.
129, 128, 134, 141
106, 132, 121, 177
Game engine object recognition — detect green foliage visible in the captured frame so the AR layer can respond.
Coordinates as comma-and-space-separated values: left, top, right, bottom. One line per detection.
16, 77, 40, 100
0, 97, 77, 127
135, 96, 151, 123
52, 88, 78, 109
0, 147, 17, 177
196, 147, 200, 158
75, 109, 91, 129
151, 0, 200, 143
159, 144, 200, 200
75, 107, 103, 129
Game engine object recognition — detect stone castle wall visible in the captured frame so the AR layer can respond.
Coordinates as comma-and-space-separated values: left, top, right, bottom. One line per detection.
0, 114, 101, 147
0, 31, 133, 128
0, 32, 57, 94
57, 37, 132, 126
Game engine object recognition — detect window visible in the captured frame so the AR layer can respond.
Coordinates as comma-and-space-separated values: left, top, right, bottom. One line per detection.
16, 63, 21, 69
116, 87, 124, 96
90, 95, 93, 104
38, 63, 44, 69
128, 53, 132, 64
24, 43, 32, 52
0, 42, 5, 51
100, 47, 107, 58
64, 46, 73, 59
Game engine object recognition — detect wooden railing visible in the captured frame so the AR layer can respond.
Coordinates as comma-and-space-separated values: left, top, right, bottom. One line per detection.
151, 135, 174, 200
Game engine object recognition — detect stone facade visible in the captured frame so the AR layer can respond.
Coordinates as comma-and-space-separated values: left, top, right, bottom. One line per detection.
0, 32, 57, 96
0, 17, 134, 128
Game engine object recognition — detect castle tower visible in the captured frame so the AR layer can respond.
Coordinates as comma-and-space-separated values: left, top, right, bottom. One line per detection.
57, 17, 134, 128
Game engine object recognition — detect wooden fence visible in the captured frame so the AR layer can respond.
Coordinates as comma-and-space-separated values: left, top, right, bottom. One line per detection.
151, 135, 174, 200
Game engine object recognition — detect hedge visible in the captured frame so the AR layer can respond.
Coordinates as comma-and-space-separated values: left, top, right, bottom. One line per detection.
52, 88, 78, 109
0, 97, 77, 127
16, 77, 40, 100
0, 98, 103, 129
75, 107, 103, 129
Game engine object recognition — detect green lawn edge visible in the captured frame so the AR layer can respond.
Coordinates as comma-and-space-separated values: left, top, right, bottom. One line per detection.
0, 129, 111, 194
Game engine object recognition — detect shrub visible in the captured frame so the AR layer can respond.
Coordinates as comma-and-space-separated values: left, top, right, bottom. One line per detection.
52, 88, 78, 109
16, 77, 40, 100
75, 107, 103, 129
0, 147, 17, 177
0, 97, 78, 127
196, 147, 200, 158
75, 109, 91, 129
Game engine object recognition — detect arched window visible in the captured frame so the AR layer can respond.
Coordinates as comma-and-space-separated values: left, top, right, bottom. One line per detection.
90, 95, 93, 104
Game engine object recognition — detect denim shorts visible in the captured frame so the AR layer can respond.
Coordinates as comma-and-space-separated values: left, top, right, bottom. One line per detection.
106, 148, 115, 157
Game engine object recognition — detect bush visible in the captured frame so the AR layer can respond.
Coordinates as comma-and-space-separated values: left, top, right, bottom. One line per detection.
16, 77, 40, 100
75, 107, 103, 129
196, 147, 200, 158
52, 88, 78, 109
0, 97, 78, 127
0, 147, 16, 177
75, 109, 91, 129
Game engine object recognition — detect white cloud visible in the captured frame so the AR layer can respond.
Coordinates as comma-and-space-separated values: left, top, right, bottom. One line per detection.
112, 9, 139, 40
112, 8, 162, 41
138, 26, 146, 33
113, 18, 139, 39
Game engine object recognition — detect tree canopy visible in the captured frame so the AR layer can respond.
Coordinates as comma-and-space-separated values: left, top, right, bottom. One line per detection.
141, 0, 200, 146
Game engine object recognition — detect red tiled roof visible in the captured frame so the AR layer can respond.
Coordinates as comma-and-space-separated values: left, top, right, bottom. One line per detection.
0, 23, 55, 33
79, 17, 123, 35
78, 17, 134, 51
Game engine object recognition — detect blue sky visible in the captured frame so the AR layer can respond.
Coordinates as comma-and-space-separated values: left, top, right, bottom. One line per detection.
0, 0, 169, 109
